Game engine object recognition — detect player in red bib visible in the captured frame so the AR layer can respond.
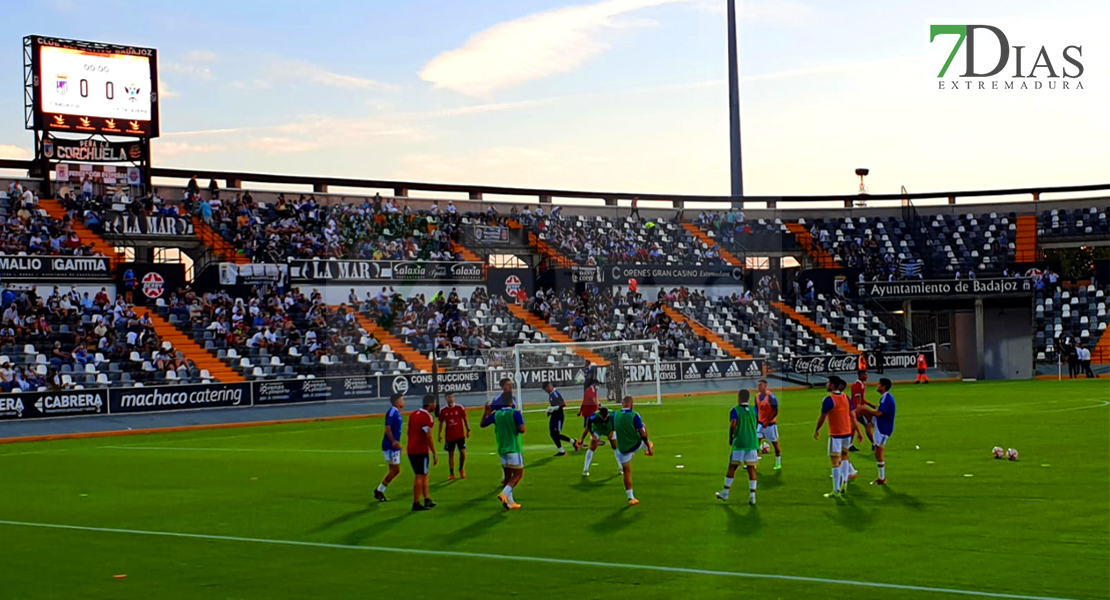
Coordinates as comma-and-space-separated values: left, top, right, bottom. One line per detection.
916, 353, 929, 384
576, 379, 600, 447
849, 370, 876, 453
407, 394, 438, 512
437, 392, 470, 480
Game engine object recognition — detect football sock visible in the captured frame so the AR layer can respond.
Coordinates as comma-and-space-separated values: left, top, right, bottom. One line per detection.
614, 452, 623, 473
626, 488, 635, 500
584, 449, 595, 472
376, 483, 387, 493
775, 455, 782, 467
501, 485, 513, 498
832, 468, 841, 492
749, 480, 757, 502
878, 462, 886, 479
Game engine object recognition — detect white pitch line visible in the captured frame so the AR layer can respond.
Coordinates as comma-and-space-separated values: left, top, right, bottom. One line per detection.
99, 446, 375, 455
0, 520, 1087, 600
0, 448, 73, 458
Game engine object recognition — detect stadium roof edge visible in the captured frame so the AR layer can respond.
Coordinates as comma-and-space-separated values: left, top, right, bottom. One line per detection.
3, 157, 1106, 205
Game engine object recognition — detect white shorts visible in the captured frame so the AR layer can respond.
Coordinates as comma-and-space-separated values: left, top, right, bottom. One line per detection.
591, 431, 616, 444
730, 449, 759, 465
758, 424, 779, 443
616, 441, 648, 465
873, 431, 890, 448
828, 436, 852, 456
500, 453, 524, 469
383, 450, 401, 465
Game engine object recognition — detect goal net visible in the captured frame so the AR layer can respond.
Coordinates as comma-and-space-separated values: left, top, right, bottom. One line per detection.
482, 340, 662, 408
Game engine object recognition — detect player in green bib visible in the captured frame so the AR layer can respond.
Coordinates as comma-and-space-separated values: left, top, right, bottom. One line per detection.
579, 407, 622, 477
614, 396, 654, 506
717, 389, 760, 505
481, 402, 526, 510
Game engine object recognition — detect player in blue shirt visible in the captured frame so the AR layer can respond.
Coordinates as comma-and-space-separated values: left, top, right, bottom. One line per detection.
858, 377, 896, 485
374, 393, 405, 502
543, 382, 581, 456
490, 378, 517, 410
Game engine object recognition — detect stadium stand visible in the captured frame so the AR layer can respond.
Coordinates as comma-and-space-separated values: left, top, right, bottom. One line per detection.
1035, 281, 1109, 362
1039, 207, 1109, 240
521, 214, 728, 266
0, 286, 211, 390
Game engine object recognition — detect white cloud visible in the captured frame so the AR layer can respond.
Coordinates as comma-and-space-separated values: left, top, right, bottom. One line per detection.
395, 148, 564, 182
153, 141, 224, 156
420, 0, 696, 96
245, 137, 323, 154
163, 62, 214, 81
159, 78, 179, 99
0, 144, 31, 160
185, 50, 218, 62
696, 0, 816, 25
268, 60, 398, 92
743, 0, 815, 25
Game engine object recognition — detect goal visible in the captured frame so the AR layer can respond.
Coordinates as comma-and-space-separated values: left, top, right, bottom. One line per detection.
482, 340, 662, 408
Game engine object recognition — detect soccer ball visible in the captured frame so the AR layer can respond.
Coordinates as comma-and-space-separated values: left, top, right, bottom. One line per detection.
1007, 448, 1019, 461
759, 442, 771, 455
992, 446, 1005, 459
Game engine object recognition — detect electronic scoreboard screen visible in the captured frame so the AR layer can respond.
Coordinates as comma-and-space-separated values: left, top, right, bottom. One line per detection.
28, 36, 159, 138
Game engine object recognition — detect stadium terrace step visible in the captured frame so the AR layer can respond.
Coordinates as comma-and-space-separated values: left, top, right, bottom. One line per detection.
771, 301, 859, 355
350, 311, 435, 373
661, 305, 753, 359
681, 223, 743, 267
450, 240, 482, 263
785, 222, 839, 268
507, 218, 575, 268
137, 308, 245, 383
1015, 215, 1040, 262
194, 218, 251, 265
506, 304, 609, 366
37, 197, 121, 266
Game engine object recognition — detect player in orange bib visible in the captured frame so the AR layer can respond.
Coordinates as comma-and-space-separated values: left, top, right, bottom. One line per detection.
754, 379, 782, 470
915, 353, 929, 384
815, 375, 860, 498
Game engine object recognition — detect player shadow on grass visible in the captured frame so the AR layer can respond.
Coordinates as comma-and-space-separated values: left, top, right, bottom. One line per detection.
827, 497, 875, 532
569, 474, 622, 492
308, 507, 374, 534
879, 485, 925, 510
342, 511, 412, 545
759, 469, 784, 490
722, 504, 763, 537
444, 512, 509, 545
588, 505, 644, 535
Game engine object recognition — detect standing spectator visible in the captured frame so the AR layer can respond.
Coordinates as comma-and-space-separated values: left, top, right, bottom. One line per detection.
1077, 344, 1094, 378
81, 175, 94, 202
208, 178, 220, 200
630, 196, 640, 219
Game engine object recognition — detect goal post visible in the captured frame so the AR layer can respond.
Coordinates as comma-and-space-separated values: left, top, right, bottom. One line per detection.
483, 340, 663, 408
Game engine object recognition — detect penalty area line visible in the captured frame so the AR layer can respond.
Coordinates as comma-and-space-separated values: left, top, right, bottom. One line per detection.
0, 520, 1086, 600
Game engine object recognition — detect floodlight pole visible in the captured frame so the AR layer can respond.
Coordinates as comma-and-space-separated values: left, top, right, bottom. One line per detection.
727, 0, 744, 208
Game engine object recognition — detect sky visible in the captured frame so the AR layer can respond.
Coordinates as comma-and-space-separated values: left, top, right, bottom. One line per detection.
0, 0, 1106, 197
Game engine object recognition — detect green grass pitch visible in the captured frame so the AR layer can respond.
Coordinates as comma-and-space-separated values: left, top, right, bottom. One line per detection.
0, 380, 1106, 600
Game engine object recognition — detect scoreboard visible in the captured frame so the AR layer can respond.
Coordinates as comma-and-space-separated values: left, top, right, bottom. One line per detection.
27, 36, 159, 138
